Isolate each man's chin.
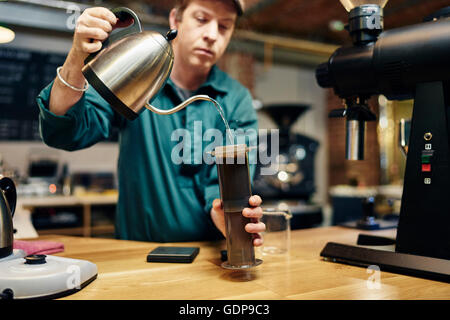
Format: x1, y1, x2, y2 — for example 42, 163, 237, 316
190, 60, 214, 73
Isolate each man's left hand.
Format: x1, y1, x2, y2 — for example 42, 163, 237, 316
210, 195, 266, 246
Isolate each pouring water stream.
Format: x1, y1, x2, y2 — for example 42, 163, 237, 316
145, 94, 235, 144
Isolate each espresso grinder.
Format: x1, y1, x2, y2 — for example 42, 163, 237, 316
317, 0, 450, 281
0, 176, 97, 299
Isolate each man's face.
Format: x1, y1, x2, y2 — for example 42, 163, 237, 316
170, 0, 237, 74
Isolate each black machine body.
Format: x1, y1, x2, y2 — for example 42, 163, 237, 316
316, 3, 450, 281
317, 18, 450, 100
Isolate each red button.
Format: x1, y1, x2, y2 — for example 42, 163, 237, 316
422, 164, 431, 172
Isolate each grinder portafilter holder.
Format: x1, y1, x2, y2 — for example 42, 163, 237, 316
212, 144, 262, 269
328, 97, 377, 160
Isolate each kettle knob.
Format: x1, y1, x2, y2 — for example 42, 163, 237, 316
165, 29, 178, 41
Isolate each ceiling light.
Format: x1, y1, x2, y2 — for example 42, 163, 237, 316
329, 20, 345, 32
277, 171, 289, 182
0, 25, 15, 44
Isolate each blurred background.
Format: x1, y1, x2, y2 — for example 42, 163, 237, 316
0, 0, 446, 238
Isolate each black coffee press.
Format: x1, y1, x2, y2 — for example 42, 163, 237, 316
213, 145, 262, 269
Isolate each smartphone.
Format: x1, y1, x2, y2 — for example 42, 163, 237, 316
146, 246, 200, 263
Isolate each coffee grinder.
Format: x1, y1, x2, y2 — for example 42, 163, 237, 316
316, 0, 450, 281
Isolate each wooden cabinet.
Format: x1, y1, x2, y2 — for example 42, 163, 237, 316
17, 193, 118, 237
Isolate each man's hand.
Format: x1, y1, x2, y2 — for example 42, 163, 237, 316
49, 7, 133, 115
72, 7, 136, 61
50, 7, 117, 115
210, 195, 266, 246
71, 7, 138, 60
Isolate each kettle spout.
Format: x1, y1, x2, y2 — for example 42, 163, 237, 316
144, 94, 214, 115
145, 94, 235, 145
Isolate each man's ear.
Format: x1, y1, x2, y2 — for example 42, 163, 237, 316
169, 8, 179, 30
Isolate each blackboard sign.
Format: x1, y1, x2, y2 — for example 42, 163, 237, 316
0, 47, 118, 141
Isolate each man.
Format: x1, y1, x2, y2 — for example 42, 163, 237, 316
37, 0, 265, 245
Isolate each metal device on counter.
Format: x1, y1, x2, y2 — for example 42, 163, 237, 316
82, 7, 217, 120
317, 0, 450, 282
0, 176, 97, 299
0, 176, 15, 259
252, 104, 323, 229
18, 158, 59, 197
330, 183, 399, 230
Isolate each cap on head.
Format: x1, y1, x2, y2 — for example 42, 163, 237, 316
233, 0, 245, 16
174, 0, 245, 20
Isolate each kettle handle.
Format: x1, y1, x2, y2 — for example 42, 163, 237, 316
84, 7, 142, 65
0, 176, 16, 217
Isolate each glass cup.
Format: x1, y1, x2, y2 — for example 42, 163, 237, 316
213, 144, 263, 269
260, 208, 292, 255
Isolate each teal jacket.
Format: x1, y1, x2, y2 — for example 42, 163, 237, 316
37, 65, 258, 242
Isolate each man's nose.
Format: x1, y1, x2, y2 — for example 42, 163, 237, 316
203, 21, 218, 43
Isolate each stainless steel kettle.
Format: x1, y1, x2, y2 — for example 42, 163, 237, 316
0, 176, 16, 259
82, 7, 213, 121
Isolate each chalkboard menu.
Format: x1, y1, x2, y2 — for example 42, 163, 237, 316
0, 47, 118, 141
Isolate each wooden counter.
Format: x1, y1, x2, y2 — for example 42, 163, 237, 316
37, 226, 450, 300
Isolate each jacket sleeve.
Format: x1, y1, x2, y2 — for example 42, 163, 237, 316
203, 87, 258, 215
36, 81, 123, 151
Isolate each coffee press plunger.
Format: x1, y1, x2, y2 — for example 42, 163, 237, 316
82, 7, 214, 120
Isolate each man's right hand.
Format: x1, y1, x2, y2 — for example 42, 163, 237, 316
71, 7, 118, 63
49, 7, 118, 115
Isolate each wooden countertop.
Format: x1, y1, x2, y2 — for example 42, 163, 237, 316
37, 226, 450, 300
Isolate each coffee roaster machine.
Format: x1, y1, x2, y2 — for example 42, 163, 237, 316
252, 104, 323, 229
317, 1, 450, 281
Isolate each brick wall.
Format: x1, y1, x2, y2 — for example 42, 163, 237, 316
327, 89, 381, 187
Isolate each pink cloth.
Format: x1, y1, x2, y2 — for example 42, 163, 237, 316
13, 240, 64, 255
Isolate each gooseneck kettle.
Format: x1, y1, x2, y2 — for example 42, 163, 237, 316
82, 7, 213, 120
0, 176, 16, 259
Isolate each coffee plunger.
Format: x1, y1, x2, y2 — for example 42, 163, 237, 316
82, 7, 214, 120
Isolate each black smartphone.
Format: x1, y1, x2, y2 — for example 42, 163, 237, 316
146, 246, 200, 263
